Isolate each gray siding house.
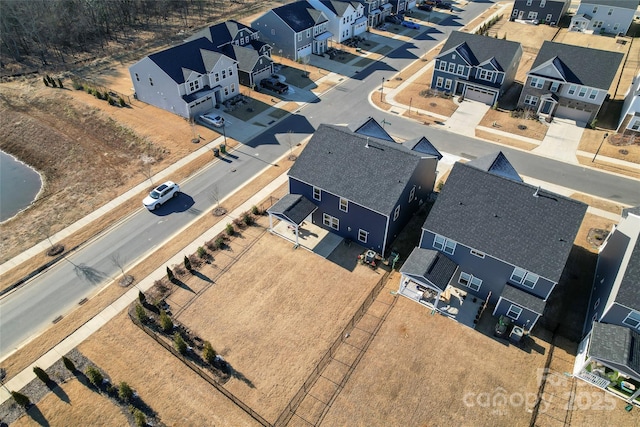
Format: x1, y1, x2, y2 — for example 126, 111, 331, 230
337, 0, 392, 27
431, 32, 522, 105
308, 0, 367, 43
276, 118, 440, 256
618, 73, 640, 135
186, 20, 274, 88
569, 0, 638, 36
399, 152, 587, 331
510, 0, 570, 25
251, 1, 331, 61
517, 41, 623, 124
129, 37, 239, 119
574, 208, 640, 405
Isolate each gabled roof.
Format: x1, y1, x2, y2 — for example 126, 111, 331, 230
186, 20, 256, 48
466, 151, 522, 182
400, 247, 459, 292
353, 117, 395, 142
501, 284, 546, 315
403, 137, 442, 159
272, 0, 328, 32
221, 44, 270, 73
321, 0, 353, 16
148, 37, 221, 84
580, 0, 638, 10
422, 161, 587, 282
267, 194, 318, 224
289, 123, 429, 215
529, 41, 623, 90
590, 322, 640, 380
438, 32, 521, 73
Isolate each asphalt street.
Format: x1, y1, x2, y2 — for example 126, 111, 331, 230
1, 0, 638, 358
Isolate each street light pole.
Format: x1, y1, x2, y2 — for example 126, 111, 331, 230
592, 132, 609, 162
380, 77, 385, 103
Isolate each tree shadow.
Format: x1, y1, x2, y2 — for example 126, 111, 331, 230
25, 404, 49, 426
47, 381, 70, 404
171, 278, 194, 293
72, 263, 107, 285
191, 270, 213, 283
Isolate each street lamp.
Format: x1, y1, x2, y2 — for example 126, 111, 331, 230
592, 132, 609, 162
380, 77, 386, 103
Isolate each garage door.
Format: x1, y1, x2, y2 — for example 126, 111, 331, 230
464, 86, 496, 105
554, 106, 591, 124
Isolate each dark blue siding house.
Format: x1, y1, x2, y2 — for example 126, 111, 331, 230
573, 208, 640, 405
399, 152, 587, 332
274, 118, 440, 256
431, 31, 522, 105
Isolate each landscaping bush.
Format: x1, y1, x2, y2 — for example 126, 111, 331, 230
107, 96, 116, 106
166, 266, 175, 282
197, 246, 207, 258
225, 223, 235, 236
251, 205, 260, 215
118, 382, 134, 403
119, 97, 127, 107
33, 366, 50, 383
85, 365, 104, 387
131, 407, 146, 427
135, 303, 147, 323
72, 80, 83, 90
11, 391, 30, 408
173, 264, 187, 277
203, 341, 217, 365
233, 217, 246, 229
215, 237, 225, 249
243, 213, 254, 226
138, 291, 146, 305
174, 332, 187, 355
188, 253, 203, 269
62, 356, 76, 372
159, 310, 173, 333
184, 255, 192, 271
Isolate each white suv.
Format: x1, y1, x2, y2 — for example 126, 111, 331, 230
143, 181, 180, 210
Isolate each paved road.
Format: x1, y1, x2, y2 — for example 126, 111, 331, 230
1, 1, 638, 358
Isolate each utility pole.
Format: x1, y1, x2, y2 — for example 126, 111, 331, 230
592, 132, 609, 162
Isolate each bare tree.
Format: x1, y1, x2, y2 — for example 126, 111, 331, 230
286, 130, 297, 161
209, 184, 226, 216
140, 154, 155, 185
110, 252, 134, 287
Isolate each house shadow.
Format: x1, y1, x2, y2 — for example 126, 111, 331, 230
25, 404, 49, 426
326, 240, 370, 272
243, 113, 316, 148
475, 307, 547, 355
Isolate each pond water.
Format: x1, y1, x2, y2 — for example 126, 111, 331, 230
0, 150, 43, 222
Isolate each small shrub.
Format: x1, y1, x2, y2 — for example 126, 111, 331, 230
86, 86, 92, 94
205, 239, 217, 251
85, 365, 103, 387
72, 80, 83, 90
106, 383, 118, 396
166, 266, 175, 282
135, 303, 147, 323
203, 341, 217, 365
11, 391, 30, 408
492, 102, 498, 110
184, 255, 192, 271
225, 223, 235, 236
436, 181, 444, 192
33, 366, 50, 383
243, 213, 254, 226
197, 246, 207, 258
62, 356, 76, 372
590, 119, 598, 130
188, 253, 203, 269
173, 264, 187, 276
174, 332, 187, 355
251, 205, 260, 215
233, 217, 245, 229
119, 97, 126, 107
95, 91, 102, 99
131, 407, 146, 427
107, 96, 116, 106
215, 237, 225, 249
118, 382, 134, 402
159, 310, 173, 333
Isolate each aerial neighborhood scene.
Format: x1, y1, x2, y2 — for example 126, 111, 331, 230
2, 0, 640, 425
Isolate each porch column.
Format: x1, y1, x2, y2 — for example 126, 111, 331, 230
295, 225, 299, 246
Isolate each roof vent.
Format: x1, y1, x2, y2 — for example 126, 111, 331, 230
365, 137, 370, 148
533, 186, 540, 197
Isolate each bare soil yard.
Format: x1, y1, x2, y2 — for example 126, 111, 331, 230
479, 108, 549, 141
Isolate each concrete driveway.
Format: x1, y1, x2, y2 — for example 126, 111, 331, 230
532, 118, 586, 164
444, 99, 490, 137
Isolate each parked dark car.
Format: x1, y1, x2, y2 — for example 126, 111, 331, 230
434, 2, 452, 10
385, 15, 402, 25
260, 77, 289, 94
418, 4, 433, 11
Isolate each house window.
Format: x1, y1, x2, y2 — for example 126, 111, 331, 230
478, 69, 494, 81
409, 186, 416, 202
444, 79, 452, 90
540, 0, 546, 7
630, 119, 640, 131
568, 85, 577, 95
530, 77, 543, 89
546, 14, 553, 22
523, 272, 539, 288
459, 272, 482, 291
511, 267, 526, 284
588, 89, 597, 100
224, 87, 229, 96
298, 33, 302, 41
608, 8, 613, 16
578, 87, 587, 98
526, 0, 532, 5
438, 60, 447, 71
512, 9, 518, 17
215, 73, 220, 82
506, 304, 523, 320
358, 229, 368, 243
245, 36, 249, 44
188, 80, 200, 92
393, 205, 400, 221
613, 23, 620, 32
593, 21, 603, 29
448, 63, 455, 73
436, 77, 444, 88
457, 65, 465, 75
594, 298, 600, 310
135, 73, 139, 82
339, 197, 348, 212
229, 67, 233, 76
231, 83, 235, 93
550, 81, 560, 92
622, 311, 640, 330
592, 6, 598, 14
323, 213, 339, 230
433, 234, 456, 255
306, 29, 311, 37
149, 77, 153, 86
528, 12, 538, 20
470, 249, 485, 258
524, 95, 538, 106
313, 187, 321, 201
222, 69, 227, 79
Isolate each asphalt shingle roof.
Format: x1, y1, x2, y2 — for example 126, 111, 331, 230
581, 0, 638, 10
590, 322, 640, 380
400, 247, 459, 292
187, 20, 253, 47
422, 161, 587, 282
267, 194, 317, 224
148, 38, 221, 84
439, 32, 521, 73
289, 123, 426, 216
616, 238, 640, 310
321, 0, 351, 16
466, 151, 522, 182
403, 137, 442, 159
272, 0, 327, 32
530, 41, 623, 90
501, 284, 546, 314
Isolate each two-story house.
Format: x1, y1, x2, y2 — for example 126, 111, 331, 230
338, 0, 392, 28
574, 208, 640, 405
569, 0, 638, 36
431, 32, 523, 105
510, 0, 570, 25
308, 0, 367, 43
186, 20, 274, 88
517, 41, 623, 124
129, 37, 239, 119
251, 1, 331, 61
618, 73, 640, 135
389, 0, 407, 14
272, 118, 440, 256
400, 152, 587, 331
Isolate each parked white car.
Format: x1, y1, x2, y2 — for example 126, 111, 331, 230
200, 114, 225, 128
143, 181, 180, 210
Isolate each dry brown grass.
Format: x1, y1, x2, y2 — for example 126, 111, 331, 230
394, 69, 459, 118
579, 128, 640, 163
479, 109, 548, 141
575, 213, 616, 253
569, 193, 626, 215
475, 129, 539, 151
